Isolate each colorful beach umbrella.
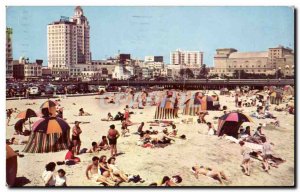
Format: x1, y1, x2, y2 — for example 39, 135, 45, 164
219, 112, 253, 123
23, 117, 71, 153
32, 117, 70, 134
40, 100, 57, 109
217, 112, 253, 138
15, 108, 37, 119
40, 100, 58, 117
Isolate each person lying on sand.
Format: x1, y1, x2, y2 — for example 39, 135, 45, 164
6, 137, 28, 145
168, 124, 178, 137
152, 175, 182, 186
107, 157, 129, 183
114, 112, 124, 121
98, 136, 110, 151
107, 113, 114, 121
152, 128, 175, 144
79, 108, 91, 116
25, 102, 36, 105
86, 156, 116, 186
191, 165, 229, 184
87, 142, 100, 153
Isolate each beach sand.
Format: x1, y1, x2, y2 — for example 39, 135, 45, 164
6, 91, 294, 186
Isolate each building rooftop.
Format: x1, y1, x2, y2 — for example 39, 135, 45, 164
228, 51, 268, 59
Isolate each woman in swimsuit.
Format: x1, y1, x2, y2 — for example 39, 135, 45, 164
192, 165, 229, 184
107, 157, 129, 182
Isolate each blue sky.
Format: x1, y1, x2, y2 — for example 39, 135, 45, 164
6, 6, 294, 66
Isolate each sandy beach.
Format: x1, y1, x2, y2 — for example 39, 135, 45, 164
6, 90, 294, 186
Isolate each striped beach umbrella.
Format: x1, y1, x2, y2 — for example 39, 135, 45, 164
15, 108, 37, 119
40, 100, 58, 117
22, 117, 71, 153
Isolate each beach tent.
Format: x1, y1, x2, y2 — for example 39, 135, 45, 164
40, 100, 58, 117
217, 112, 253, 138
220, 88, 229, 95
15, 108, 38, 130
200, 95, 220, 111
182, 92, 202, 116
6, 145, 18, 187
154, 91, 178, 119
270, 91, 283, 105
23, 117, 71, 153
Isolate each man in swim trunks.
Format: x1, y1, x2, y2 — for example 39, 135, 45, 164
72, 121, 82, 155
107, 124, 120, 157
192, 165, 229, 184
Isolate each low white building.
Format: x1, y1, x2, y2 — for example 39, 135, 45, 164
112, 64, 133, 80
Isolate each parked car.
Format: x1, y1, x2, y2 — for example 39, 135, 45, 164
14, 86, 26, 97
44, 86, 54, 95
78, 83, 89, 93
29, 86, 41, 96
106, 86, 118, 92
66, 85, 78, 94
56, 85, 66, 95
88, 85, 98, 93
98, 86, 106, 93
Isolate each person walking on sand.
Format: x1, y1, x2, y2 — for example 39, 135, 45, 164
262, 137, 272, 172
107, 124, 120, 157
72, 121, 82, 155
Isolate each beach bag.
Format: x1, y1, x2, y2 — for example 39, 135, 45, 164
65, 160, 75, 166
79, 148, 88, 154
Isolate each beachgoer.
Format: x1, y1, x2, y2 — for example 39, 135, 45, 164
42, 162, 56, 187
168, 124, 178, 137
87, 142, 100, 153
6, 109, 13, 126
14, 118, 28, 135
65, 146, 80, 164
160, 175, 182, 186
107, 113, 114, 121
192, 165, 229, 184
137, 122, 144, 133
107, 157, 129, 182
72, 121, 82, 155
107, 125, 120, 157
55, 169, 67, 186
239, 141, 251, 176
98, 136, 110, 151
262, 137, 272, 172
86, 156, 115, 186
207, 122, 216, 136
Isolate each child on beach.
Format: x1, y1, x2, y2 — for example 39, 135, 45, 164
55, 169, 67, 186
42, 162, 56, 187
239, 141, 251, 176
87, 142, 100, 153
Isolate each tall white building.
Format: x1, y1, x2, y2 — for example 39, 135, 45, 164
47, 6, 91, 72
170, 49, 203, 67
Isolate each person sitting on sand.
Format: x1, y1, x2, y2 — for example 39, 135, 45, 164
107, 157, 129, 183
87, 142, 100, 153
253, 126, 265, 142
99, 155, 119, 183
160, 175, 182, 186
79, 108, 91, 116
55, 169, 67, 187
239, 141, 251, 176
114, 112, 124, 121
207, 122, 216, 136
42, 162, 56, 187
107, 113, 114, 121
65, 146, 80, 165
86, 156, 116, 186
98, 136, 110, 151
153, 128, 175, 144
191, 165, 229, 184
168, 124, 178, 137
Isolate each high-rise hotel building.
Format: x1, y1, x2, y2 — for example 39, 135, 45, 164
170, 49, 203, 68
47, 6, 91, 70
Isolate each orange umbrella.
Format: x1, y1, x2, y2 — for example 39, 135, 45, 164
15, 108, 37, 119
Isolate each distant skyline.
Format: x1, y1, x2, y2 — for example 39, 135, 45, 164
6, 6, 294, 66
